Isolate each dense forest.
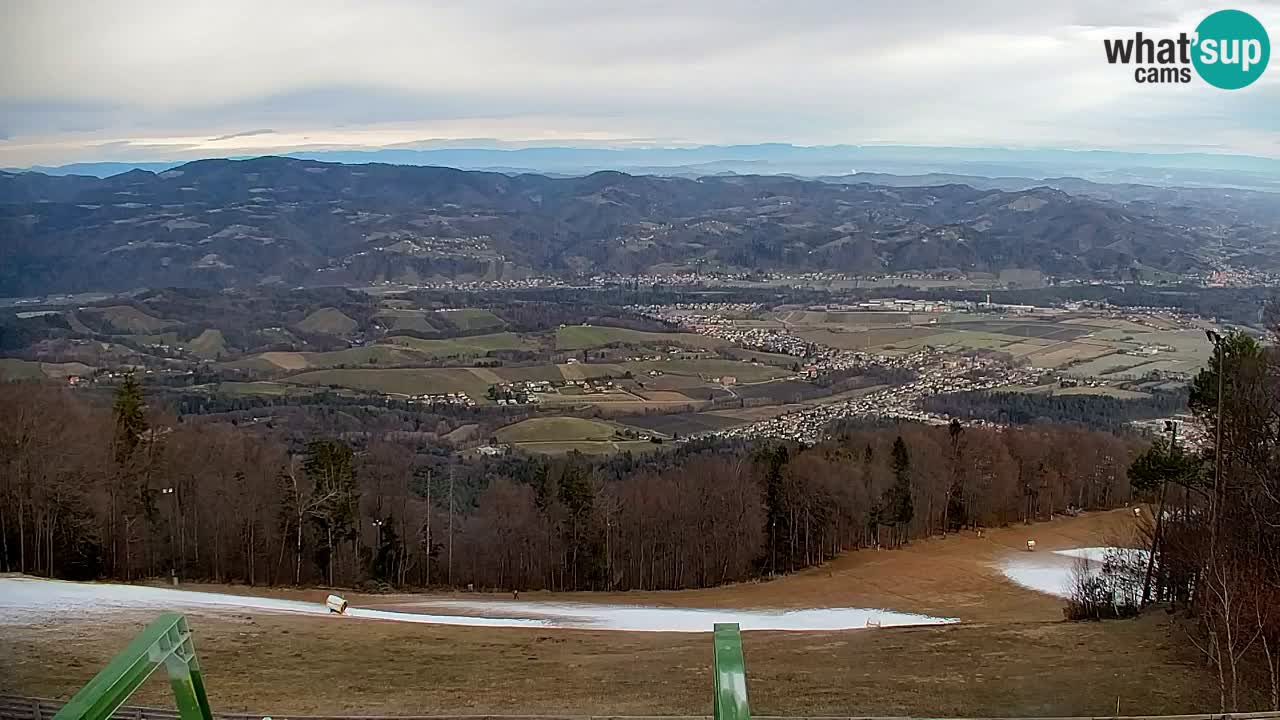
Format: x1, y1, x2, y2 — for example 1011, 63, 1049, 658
922, 388, 1188, 431
0, 378, 1140, 591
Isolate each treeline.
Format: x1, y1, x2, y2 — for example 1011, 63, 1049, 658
1, 376, 1141, 592
922, 388, 1188, 431
1124, 331, 1280, 710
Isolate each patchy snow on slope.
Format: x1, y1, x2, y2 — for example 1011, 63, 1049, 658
999, 546, 1150, 598
0, 577, 958, 632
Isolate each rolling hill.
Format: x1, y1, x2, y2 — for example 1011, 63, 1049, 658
1, 156, 1267, 296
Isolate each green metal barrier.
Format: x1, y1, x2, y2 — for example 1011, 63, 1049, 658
52, 613, 213, 720
713, 623, 750, 720
54, 612, 747, 720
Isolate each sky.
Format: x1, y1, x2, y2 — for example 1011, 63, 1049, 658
1, 0, 1278, 167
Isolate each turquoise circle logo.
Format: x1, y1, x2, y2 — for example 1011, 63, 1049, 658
1192, 9, 1270, 89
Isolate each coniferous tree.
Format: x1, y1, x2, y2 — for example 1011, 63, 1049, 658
112, 373, 147, 465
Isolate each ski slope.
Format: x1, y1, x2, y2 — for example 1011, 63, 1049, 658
0, 576, 958, 632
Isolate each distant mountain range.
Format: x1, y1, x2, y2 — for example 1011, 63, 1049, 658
1, 156, 1277, 296
10, 143, 1280, 192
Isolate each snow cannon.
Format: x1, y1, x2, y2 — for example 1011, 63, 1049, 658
1026, 540, 1036, 552
325, 594, 348, 614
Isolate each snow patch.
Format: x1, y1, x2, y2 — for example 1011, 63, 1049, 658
0, 577, 957, 633
999, 546, 1150, 598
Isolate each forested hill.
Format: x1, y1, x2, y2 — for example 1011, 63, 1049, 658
0, 156, 1244, 295
2, 380, 1140, 590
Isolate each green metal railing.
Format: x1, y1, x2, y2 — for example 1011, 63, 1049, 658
51, 613, 749, 720
51, 613, 212, 720
713, 623, 750, 720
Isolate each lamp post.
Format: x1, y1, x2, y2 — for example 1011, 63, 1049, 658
1141, 421, 1175, 605
1204, 330, 1225, 542
161, 487, 177, 584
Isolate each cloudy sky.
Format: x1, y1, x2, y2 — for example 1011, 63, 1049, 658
1, 0, 1278, 166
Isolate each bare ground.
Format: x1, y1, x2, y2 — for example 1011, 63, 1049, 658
0, 509, 1215, 716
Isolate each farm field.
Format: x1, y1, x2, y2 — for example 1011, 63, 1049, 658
80, 305, 177, 333
778, 311, 1212, 377
372, 309, 436, 333
731, 379, 820, 401
284, 367, 493, 399
721, 347, 799, 366
294, 307, 358, 335
504, 439, 663, 455
555, 325, 727, 351
199, 381, 320, 397
186, 329, 229, 359
382, 332, 541, 357
623, 411, 745, 436
0, 358, 95, 379
436, 308, 505, 331
494, 416, 623, 443
558, 362, 628, 380
493, 416, 665, 455
795, 326, 938, 349
621, 358, 790, 383
224, 345, 431, 372
0, 510, 1216, 717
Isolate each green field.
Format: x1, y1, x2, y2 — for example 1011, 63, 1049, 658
383, 332, 537, 357
285, 368, 493, 398
224, 345, 431, 372
490, 365, 567, 383
437, 308, 505, 331
295, 307, 358, 335
0, 359, 93, 380
556, 325, 727, 351
722, 348, 801, 367
560, 362, 629, 380
186, 329, 228, 359
510, 440, 663, 456
495, 416, 621, 443
622, 358, 790, 383
0, 358, 47, 379
795, 327, 938, 350
373, 309, 436, 333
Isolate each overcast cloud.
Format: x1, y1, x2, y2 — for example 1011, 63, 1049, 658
1, 0, 1278, 166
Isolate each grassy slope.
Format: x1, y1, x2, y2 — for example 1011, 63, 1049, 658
0, 358, 46, 379
285, 367, 492, 398
495, 416, 619, 443
555, 325, 726, 351
186, 329, 228, 359
436, 308, 505, 331
0, 511, 1216, 716
83, 305, 176, 333
382, 332, 536, 357
295, 307, 358, 335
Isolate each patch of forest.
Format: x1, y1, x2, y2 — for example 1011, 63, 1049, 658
2, 378, 1140, 591
922, 388, 1188, 431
